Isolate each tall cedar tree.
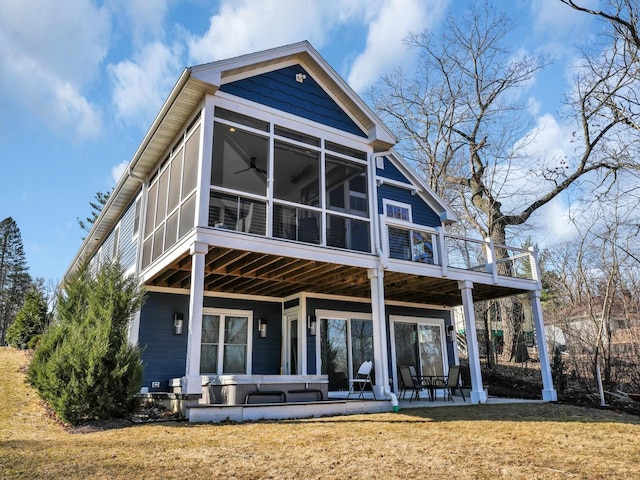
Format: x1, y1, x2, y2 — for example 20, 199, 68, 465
0, 217, 31, 345
28, 261, 145, 425
6, 279, 50, 349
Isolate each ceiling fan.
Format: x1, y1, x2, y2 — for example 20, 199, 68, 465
234, 157, 267, 175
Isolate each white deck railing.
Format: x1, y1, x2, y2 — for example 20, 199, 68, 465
380, 216, 539, 282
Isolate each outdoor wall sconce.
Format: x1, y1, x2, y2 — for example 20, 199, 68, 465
174, 313, 184, 335
447, 324, 455, 341
308, 315, 317, 336
258, 318, 267, 338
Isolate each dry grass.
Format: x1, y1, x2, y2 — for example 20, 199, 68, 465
1, 347, 639, 479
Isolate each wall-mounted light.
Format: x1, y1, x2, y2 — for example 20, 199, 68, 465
447, 324, 455, 341
296, 73, 307, 83
174, 313, 184, 335
308, 315, 317, 336
258, 318, 267, 338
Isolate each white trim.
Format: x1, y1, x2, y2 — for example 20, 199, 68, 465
314, 309, 373, 382
201, 308, 254, 376
382, 199, 413, 223
389, 315, 449, 394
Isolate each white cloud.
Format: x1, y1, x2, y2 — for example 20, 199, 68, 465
111, 160, 128, 186
109, 42, 183, 129
347, 0, 449, 92
532, 0, 598, 38
0, 0, 110, 137
534, 195, 579, 247
109, 0, 173, 47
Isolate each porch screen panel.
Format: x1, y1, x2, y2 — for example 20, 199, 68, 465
179, 193, 196, 238
418, 324, 445, 377
167, 147, 182, 213
182, 125, 200, 200
144, 183, 157, 239
223, 316, 248, 373
200, 314, 220, 374
388, 227, 411, 260
211, 123, 268, 196
273, 140, 320, 206
320, 319, 348, 391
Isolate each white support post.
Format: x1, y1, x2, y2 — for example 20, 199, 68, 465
196, 95, 215, 228
529, 290, 558, 401
184, 241, 208, 395
458, 280, 487, 404
369, 267, 389, 399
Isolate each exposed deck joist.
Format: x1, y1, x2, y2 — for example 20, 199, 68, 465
145, 246, 532, 305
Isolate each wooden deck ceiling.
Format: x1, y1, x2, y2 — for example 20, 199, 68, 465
146, 247, 529, 306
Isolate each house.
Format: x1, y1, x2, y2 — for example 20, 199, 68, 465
65, 41, 557, 422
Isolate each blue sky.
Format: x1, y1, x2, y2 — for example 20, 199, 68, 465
0, 0, 599, 284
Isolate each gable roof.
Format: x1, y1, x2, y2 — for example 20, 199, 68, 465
62, 42, 399, 281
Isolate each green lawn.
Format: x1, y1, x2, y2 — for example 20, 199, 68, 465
1, 347, 639, 479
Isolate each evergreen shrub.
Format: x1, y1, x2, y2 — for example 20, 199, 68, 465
28, 261, 145, 425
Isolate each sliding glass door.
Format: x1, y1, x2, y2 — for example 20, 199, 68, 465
391, 317, 447, 387
318, 312, 374, 391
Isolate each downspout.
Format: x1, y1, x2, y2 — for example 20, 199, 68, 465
370, 151, 394, 404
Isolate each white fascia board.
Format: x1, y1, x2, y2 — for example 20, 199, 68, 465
194, 228, 379, 270
64, 68, 195, 284
385, 257, 539, 291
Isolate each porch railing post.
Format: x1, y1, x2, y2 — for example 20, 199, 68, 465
484, 237, 498, 284
436, 226, 448, 277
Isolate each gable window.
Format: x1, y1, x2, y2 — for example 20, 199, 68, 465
384, 200, 412, 222
200, 310, 252, 375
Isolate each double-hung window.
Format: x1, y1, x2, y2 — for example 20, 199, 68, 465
200, 310, 252, 375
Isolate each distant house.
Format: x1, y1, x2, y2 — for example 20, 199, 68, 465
65, 41, 556, 422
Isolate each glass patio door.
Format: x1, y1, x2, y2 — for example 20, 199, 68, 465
285, 314, 299, 375
319, 314, 374, 391
392, 318, 447, 382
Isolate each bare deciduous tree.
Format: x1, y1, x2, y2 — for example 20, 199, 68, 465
368, 2, 635, 362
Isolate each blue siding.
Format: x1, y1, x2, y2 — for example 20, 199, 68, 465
139, 294, 283, 391
203, 297, 282, 375
378, 184, 441, 227
139, 292, 190, 392
376, 157, 410, 183
220, 65, 366, 137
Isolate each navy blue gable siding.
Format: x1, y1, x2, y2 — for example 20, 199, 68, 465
378, 184, 441, 228
376, 157, 411, 183
138, 292, 190, 392
220, 65, 366, 137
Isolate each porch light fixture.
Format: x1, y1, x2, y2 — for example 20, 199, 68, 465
258, 318, 267, 338
308, 315, 317, 336
447, 324, 455, 341
174, 313, 184, 335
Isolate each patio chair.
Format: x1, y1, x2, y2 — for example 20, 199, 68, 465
347, 361, 374, 399
398, 366, 424, 402
347, 360, 376, 400
434, 364, 465, 402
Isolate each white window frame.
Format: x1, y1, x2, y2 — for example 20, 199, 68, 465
389, 315, 448, 393
210, 96, 373, 254
383, 199, 413, 223
201, 308, 253, 375
314, 309, 373, 384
